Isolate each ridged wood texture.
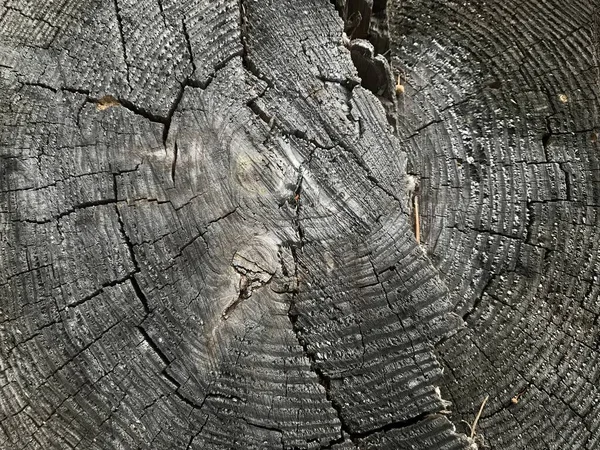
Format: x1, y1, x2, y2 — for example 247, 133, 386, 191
0, 0, 598, 449
385, 0, 600, 448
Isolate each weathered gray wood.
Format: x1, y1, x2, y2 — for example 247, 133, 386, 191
0, 0, 598, 449
383, 0, 600, 448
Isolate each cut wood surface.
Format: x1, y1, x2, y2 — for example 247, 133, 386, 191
0, 0, 598, 449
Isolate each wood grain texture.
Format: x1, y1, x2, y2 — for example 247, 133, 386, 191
383, 0, 600, 448
1, 0, 597, 449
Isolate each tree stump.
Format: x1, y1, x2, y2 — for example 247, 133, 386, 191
0, 0, 598, 449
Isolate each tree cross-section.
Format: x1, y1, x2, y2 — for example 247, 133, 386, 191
0, 0, 598, 449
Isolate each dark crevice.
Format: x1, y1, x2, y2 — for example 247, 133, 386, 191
20, 82, 91, 101
136, 299, 207, 411
331, 0, 392, 60
156, 0, 167, 28
172, 233, 205, 260
74, 277, 124, 311
349, 41, 395, 102
462, 272, 498, 322
329, 0, 344, 20
117, 82, 184, 154
137, 326, 205, 410
206, 207, 239, 227
330, 0, 371, 41
559, 163, 573, 201
239, 0, 274, 88
540, 85, 558, 163
315, 74, 360, 88
222, 271, 273, 320
4, 5, 57, 29
63, 86, 92, 96
284, 199, 346, 445
130, 276, 150, 315
289, 146, 317, 246
171, 141, 178, 183
172, 208, 237, 260
213, 49, 245, 74
65, 273, 132, 307
13, 198, 118, 225
0, 264, 52, 288
240, 417, 284, 436
112, 0, 131, 89
185, 417, 209, 450
111, 172, 149, 317
542, 127, 552, 161
162, 84, 185, 147
286, 258, 351, 444
525, 201, 535, 244
372, 0, 388, 14
136, 325, 171, 366
353, 411, 441, 439
20, 81, 56, 93
405, 118, 444, 140
346, 39, 397, 130
247, 95, 333, 150
117, 97, 166, 124
181, 17, 196, 76
56, 198, 117, 218
22, 69, 209, 153
239, 0, 252, 72
293, 129, 334, 151
335, 137, 406, 210
247, 97, 273, 125
160, 60, 226, 143
293, 177, 305, 246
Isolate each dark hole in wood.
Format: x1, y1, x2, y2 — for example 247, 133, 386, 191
542, 132, 552, 149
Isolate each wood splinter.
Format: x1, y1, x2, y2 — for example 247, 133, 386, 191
511, 388, 527, 404
470, 395, 489, 439
395, 74, 405, 95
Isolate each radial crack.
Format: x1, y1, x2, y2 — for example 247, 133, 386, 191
112, 0, 131, 89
